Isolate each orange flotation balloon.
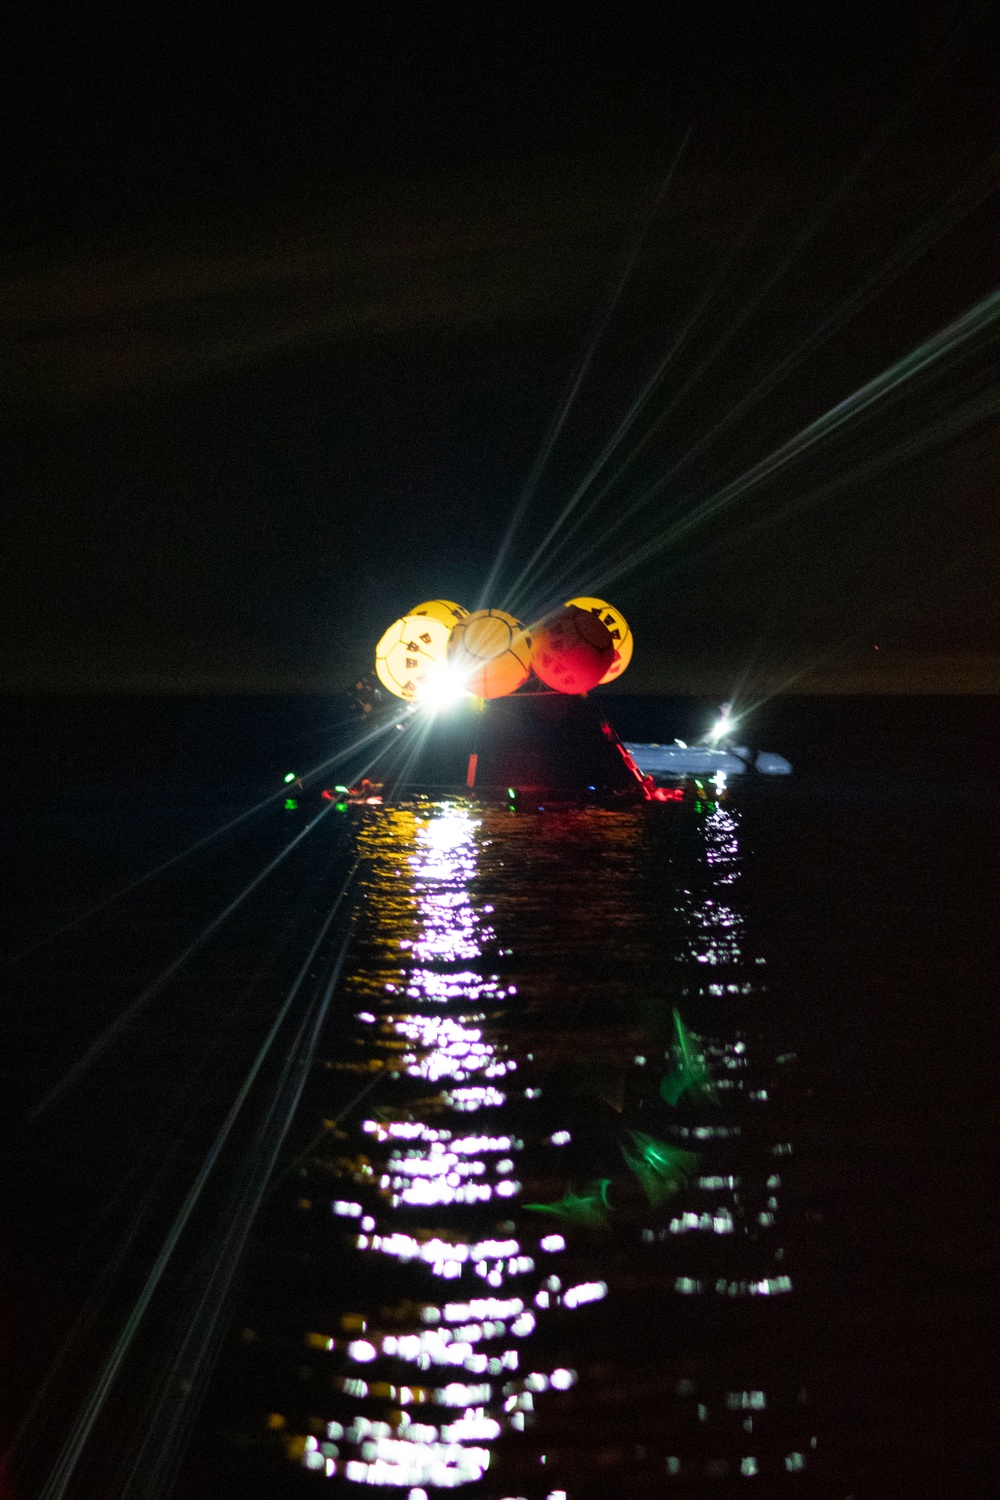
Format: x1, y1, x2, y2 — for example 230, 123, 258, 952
447, 609, 532, 698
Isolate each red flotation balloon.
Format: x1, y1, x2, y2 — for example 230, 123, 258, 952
530, 604, 615, 693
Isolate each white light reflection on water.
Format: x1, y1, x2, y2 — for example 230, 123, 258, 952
670, 796, 796, 1315
265, 798, 817, 1491
292, 805, 596, 1489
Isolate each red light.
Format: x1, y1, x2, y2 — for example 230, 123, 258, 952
652, 786, 684, 802
610, 740, 653, 798
321, 789, 333, 800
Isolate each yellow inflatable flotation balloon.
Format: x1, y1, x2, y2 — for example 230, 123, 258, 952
409, 599, 470, 630
375, 614, 451, 701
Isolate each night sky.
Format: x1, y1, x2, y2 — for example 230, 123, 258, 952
4, 3, 1000, 695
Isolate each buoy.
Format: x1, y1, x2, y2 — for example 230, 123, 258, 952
447, 608, 532, 698
374, 614, 451, 701
565, 595, 633, 684
531, 604, 615, 694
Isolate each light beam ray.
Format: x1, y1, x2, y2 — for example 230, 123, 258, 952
501, 207, 753, 612
566, 279, 1000, 603
510, 133, 1000, 617
480, 132, 691, 608
114, 917, 359, 1500
522, 148, 1000, 612
25, 800, 343, 1123
506, 120, 911, 609
34, 861, 359, 1500
679, 377, 1000, 585
3, 710, 402, 968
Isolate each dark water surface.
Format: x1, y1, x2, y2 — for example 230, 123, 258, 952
3, 696, 999, 1499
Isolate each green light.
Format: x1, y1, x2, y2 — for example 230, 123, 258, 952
507, 787, 516, 799
660, 1007, 719, 1108
621, 1131, 699, 1207
524, 1180, 611, 1229
335, 802, 348, 812
694, 801, 702, 813
335, 784, 349, 793
284, 772, 296, 784
284, 797, 298, 810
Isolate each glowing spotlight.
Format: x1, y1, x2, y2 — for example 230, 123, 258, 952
418, 663, 469, 710
707, 703, 736, 744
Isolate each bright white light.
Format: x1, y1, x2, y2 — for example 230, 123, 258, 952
341, 1439, 490, 1486
347, 1339, 378, 1362
417, 663, 469, 708
440, 1409, 501, 1442
563, 1281, 607, 1309
708, 714, 735, 743
443, 1296, 522, 1321
436, 1381, 493, 1406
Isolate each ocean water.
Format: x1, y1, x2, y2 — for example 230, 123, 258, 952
2, 695, 999, 1500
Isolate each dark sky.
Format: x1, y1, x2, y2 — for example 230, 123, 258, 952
4, 2, 1000, 695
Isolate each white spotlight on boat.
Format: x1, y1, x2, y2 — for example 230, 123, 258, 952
708, 702, 736, 744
